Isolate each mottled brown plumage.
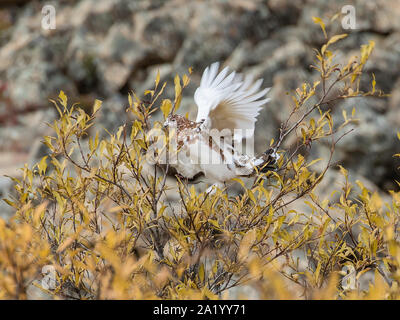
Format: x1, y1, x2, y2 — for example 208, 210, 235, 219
153, 62, 279, 190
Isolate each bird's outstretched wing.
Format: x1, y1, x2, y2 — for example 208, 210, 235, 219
194, 62, 271, 141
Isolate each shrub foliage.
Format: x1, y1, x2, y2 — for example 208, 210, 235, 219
1, 20, 399, 300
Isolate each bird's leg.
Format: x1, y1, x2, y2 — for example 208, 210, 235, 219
256, 147, 280, 173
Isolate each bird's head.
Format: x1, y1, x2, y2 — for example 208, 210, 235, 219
163, 115, 178, 129
198, 117, 210, 130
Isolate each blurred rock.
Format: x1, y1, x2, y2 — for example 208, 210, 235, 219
335, 98, 399, 190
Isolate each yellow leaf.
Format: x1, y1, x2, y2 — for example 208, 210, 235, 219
37, 156, 48, 175
199, 263, 205, 283
270, 138, 274, 146
116, 125, 124, 140
58, 90, 67, 108
128, 92, 133, 107
330, 13, 340, 22
338, 165, 348, 178
208, 219, 220, 228
232, 178, 245, 188
238, 229, 256, 261
155, 69, 160, 88
160, 99, 173, 119
212, 260, 218, 275
92, 99, 102, 115
43, 136, 53, 150
248, 190, 256, 203
57, 237, 74, 253
326, 34, 348, 47
174, 74, 182, 111
370, 192, 383, 212
306, 158, 322, 168
182, 74, 190, 87
3, 199, 17, 208
371, 73, 376, 93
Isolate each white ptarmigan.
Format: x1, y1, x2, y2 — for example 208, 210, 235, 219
155, 62, 279, 190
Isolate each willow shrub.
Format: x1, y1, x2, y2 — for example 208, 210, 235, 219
2, 19, 399, 300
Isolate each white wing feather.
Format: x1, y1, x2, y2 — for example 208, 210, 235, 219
194, 62, 271, 140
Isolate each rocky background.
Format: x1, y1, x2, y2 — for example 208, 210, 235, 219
0, 0, 399, 218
